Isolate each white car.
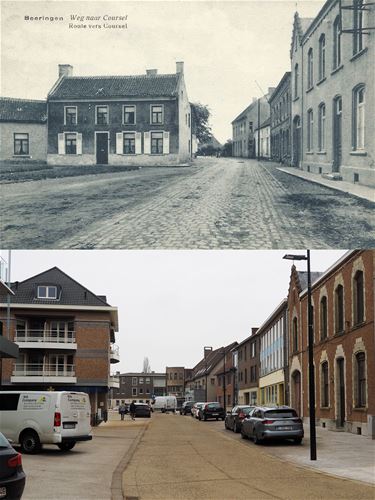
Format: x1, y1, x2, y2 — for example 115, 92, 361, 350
191, 402, 205, 418
0, 391, 92, 453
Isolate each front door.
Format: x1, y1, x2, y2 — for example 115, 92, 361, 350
333, 97, 342, 172
96, 133, 108, 165
337, 358, 345, 427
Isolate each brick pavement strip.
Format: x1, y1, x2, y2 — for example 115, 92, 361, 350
121, 413, 375, 500
2, 158, 374, 249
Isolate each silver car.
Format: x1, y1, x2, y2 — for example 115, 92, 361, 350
241, 406, 304, 444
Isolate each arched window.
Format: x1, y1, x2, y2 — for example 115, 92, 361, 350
307, 109, 314, 151
333, 16, 341, 69
353, 270, 364, 324
319, 34, 326, 80
352, 85, 365, 150
355, 352, 366, 407
292, 317, 298, 352
335, 284, 344, 333
307, 48, 314, 88
321, 361, 329, 407
353, 0, 364, 55
294, 64, 299, 98
320, 296, 328, 340
318, 103, 326, 151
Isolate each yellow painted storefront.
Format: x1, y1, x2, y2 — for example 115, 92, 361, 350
259, 369, 285, 406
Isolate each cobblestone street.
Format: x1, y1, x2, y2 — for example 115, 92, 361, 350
2, 158, 374, 249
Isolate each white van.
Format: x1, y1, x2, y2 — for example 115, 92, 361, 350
0, 391, 92, 453
151, 396, 177, 413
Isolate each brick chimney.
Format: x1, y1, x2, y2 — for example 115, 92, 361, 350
176, 61, 184, 74
146, 69, 158, 76
204, 346, 213, 358
59, 64, 73, 78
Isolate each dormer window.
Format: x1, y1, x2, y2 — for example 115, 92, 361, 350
37, 285, 58, 299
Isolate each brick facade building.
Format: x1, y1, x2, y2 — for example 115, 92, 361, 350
0, 267, 119, 422
0, 97, 47, 162
291, 2, 375, 187
47, 62, 192, 166
110, 372, 166, 406
235, 328, 260, 406
269, 72, 291, 163
287, 250, 374, 437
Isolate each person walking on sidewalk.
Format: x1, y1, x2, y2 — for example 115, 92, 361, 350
129, 401, 136, 420
119, 403, 127, 421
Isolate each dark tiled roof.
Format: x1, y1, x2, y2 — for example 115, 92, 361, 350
0, 267, 111, 307
191, 342, 238, 379
297, 271, 324, 292
0, 97, 47, 123
49, 74, 180, 100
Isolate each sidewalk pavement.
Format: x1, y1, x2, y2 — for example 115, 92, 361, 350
257, 423, 375, 485
121, 413, 375, 500
276, 165, 375, 203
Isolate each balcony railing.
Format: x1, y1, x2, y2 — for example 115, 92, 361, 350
13, 363, 75, 377
15, 329, 76, 344
110, 344, 120, 363
109, 374, 120, 388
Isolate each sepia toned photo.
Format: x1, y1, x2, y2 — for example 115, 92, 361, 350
0, 0, 374, 249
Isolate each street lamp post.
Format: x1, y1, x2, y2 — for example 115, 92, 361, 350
283, 250, 317, 461
222, 347, 226, 413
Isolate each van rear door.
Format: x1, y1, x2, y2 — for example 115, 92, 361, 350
60, 393, 91, 438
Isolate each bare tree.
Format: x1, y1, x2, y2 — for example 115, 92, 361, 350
142, 357, 151, 373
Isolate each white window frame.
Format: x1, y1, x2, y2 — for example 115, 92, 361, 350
150, 130, 164, 155
122, 105, 136, 125
353, 85, 365, 150
318, 103, 326, 151
123, 131, 137, 155
37, 285, 58, 299
307, 109, 314, 151
150, 104, 164, 125
132, 388, 137, 396
64, 106, 78, 126
95, 105, 109, 125
132, 377, 137, 385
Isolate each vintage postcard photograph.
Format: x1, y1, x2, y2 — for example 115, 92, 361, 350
0, 0, 374, 249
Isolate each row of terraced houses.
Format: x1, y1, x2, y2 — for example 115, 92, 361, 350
0, 62, 197, 166
154, 250, 374, 438
232, 0, 375, 187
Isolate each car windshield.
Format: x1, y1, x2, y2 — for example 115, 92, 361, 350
207, 403, 220, 409
241, 407, 254, 415
265, 409, 298, 418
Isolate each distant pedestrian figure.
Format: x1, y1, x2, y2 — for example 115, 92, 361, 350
130, 401, 136, 420
119, 403, 126, 421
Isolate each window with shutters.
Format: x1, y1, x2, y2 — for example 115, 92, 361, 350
151, 132, 163, 154
123, 105, 136, 125
123, 132, 135, 154
14, 133, 29, 155
151, 105, 164, 124
65, 133, 77, 154
96, 105, 109, 125
64, 106, 77, 125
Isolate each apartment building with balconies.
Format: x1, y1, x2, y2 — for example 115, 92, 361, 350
0, 267, 119, 420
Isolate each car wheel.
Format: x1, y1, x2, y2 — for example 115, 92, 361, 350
234, 422, 240, 433
253, 433, 262, 445
57, 442, 76, 451
240, 428, 247, 439
204, 415, 207, 421
224, 420, 229, 429
294, 437, 303, 444
20, 430, 41, 454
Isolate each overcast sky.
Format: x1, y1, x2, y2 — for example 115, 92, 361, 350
1, 0, 325, 143
2, 249, 347, 373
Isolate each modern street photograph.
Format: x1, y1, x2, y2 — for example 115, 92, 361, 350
1, 0, 374, 249
0, 248, 374, 499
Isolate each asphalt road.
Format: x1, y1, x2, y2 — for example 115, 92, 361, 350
122, 413, 375, 500
1, 158, 374, 249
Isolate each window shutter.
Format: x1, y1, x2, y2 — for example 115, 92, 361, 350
58, 133, 65, 155
163, 131, 170, 155
135, 132, 142, 154
116, 132, 123, 154
76, 133, 82, 155
144, 132, 151, 154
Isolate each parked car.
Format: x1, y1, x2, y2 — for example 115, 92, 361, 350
0, 391, 92, 454
151, 396, 177, 413
0, 432, 26, 499
134, 403, 151, 418
198, 402, 225, 421
191, 402, 205, 418
241, 406, 304, 444
179, 401, 195, 415
225, 405, 255, 433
